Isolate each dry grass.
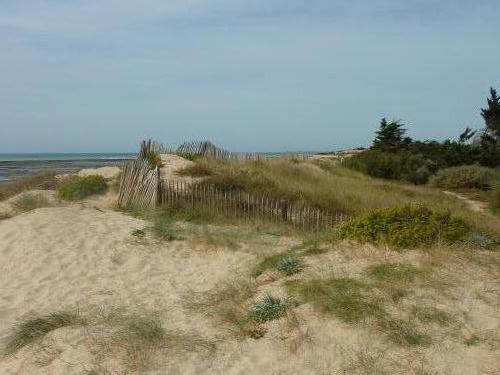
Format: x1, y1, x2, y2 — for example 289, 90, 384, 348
0, 173, 57, 201
181, 157, 500, 236
12, 192, 51, 212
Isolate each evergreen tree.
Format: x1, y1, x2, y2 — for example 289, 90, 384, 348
481, 87, 500, 140
373, 118, 408, 150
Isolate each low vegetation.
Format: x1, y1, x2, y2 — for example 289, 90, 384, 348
0, 172, 57, 201
12, 192, 51, 212
253, 251, 297, 277
276, 255, 303, 276
285, 277, 431, 346
410, 306, 451, 327
337, 204, 470, 249
57, 175, 108, 201
176, 159, 214, 177
2, 311, 86, 356
366, 263, 427, 283
429, 165, 499, 190
249, 295, 294, 323
151, 210, 180, 241
492, 185, 500, 213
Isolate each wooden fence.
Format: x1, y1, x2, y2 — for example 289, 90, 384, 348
117, 158, 159, 209
158, 179, 347, 231
117, 140, 346, 231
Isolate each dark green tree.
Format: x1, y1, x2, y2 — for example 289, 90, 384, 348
372, 118, 408, 150
481, 87, 500, 140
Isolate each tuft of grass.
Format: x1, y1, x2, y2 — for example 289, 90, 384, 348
249, 295, 294, 323
119, 315, 166, 346
0, 172, 57, 201
131, 229, 146, 238
377, 317, 432, 346
57, 175, 108, 201
253, 251, 295, 277
464, 334, 480, 346
410, 306, 451, 326
0, 212, 12, 221
337, 204, 470, 249
12, 192, 51, 212
276, 255, 303, 276
176, 159, 215, 177
188, 278, 264, 338
367, 263, 427, 283
151, 210, 180, 241
3, 311, 86, 356
285, 278, 384, 324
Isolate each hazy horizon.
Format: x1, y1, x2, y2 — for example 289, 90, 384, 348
1, 1, 499, 153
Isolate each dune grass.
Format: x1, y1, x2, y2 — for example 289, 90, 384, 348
249, 295, 294, 323
57, 175, 108, 201
366, 263, 427, 283
12, 192, 51, 212
410, 306, 451, 327
0, 172, 58, 202
176, 157, 500, 236
2, 311, 86, 356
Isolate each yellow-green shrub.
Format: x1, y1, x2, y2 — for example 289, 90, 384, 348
429, 165, 499, 190
337, 204, 469, 248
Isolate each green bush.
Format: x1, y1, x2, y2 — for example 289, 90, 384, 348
429, 165, 499, 190
57, 175, 108, 201
343, 150, 436, 184
337, 204, 469, 248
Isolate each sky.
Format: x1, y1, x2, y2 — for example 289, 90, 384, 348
1, 1, 499, 153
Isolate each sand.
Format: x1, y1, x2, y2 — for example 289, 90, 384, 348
0, 156, 498, 373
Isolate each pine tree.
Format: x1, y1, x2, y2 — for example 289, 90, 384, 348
481, 87, 500, 140
373, 118, 407, 150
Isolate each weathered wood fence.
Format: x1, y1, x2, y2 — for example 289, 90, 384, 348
158, 179, 347, 231
117, 158, 159, 209
117, 140, 345, 231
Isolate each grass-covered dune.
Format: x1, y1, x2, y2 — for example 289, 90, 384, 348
178, 157, 500, 236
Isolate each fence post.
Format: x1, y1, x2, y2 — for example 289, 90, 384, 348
280, 200, 288, 223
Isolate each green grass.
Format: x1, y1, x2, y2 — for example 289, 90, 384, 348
367, 263, 427, 283
377, 317, 432, 346
2, 311, 86, 356
285, 277, 432, 346
337, 204, 470, 249
12, 192, 51, 212
249, 295, 294, 323
410, 306, 451, 326
119, 315, 167, 346
253, 251, 296, 277
0, 172, 57, 201
57, 175, 108, 201
176, 160, 214, 177
491, 185, 500, 214
151, 210, 180, 241
177, 157, 500, 237
276, 255, 303, 275
285, 278, 384, 323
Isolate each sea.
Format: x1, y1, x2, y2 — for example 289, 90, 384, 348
0, 153, 136, 183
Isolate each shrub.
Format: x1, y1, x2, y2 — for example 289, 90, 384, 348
276, 255, 303, 275
249, 295, 293, 322
429, 165, 499, 190
343, 150, 436, 184
57, 175, 108, 200
337, 204, 469, 248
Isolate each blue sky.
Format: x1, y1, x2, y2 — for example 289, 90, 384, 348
1, 1, 499, 153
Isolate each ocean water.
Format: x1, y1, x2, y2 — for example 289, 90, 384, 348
0, 153, 135, 183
